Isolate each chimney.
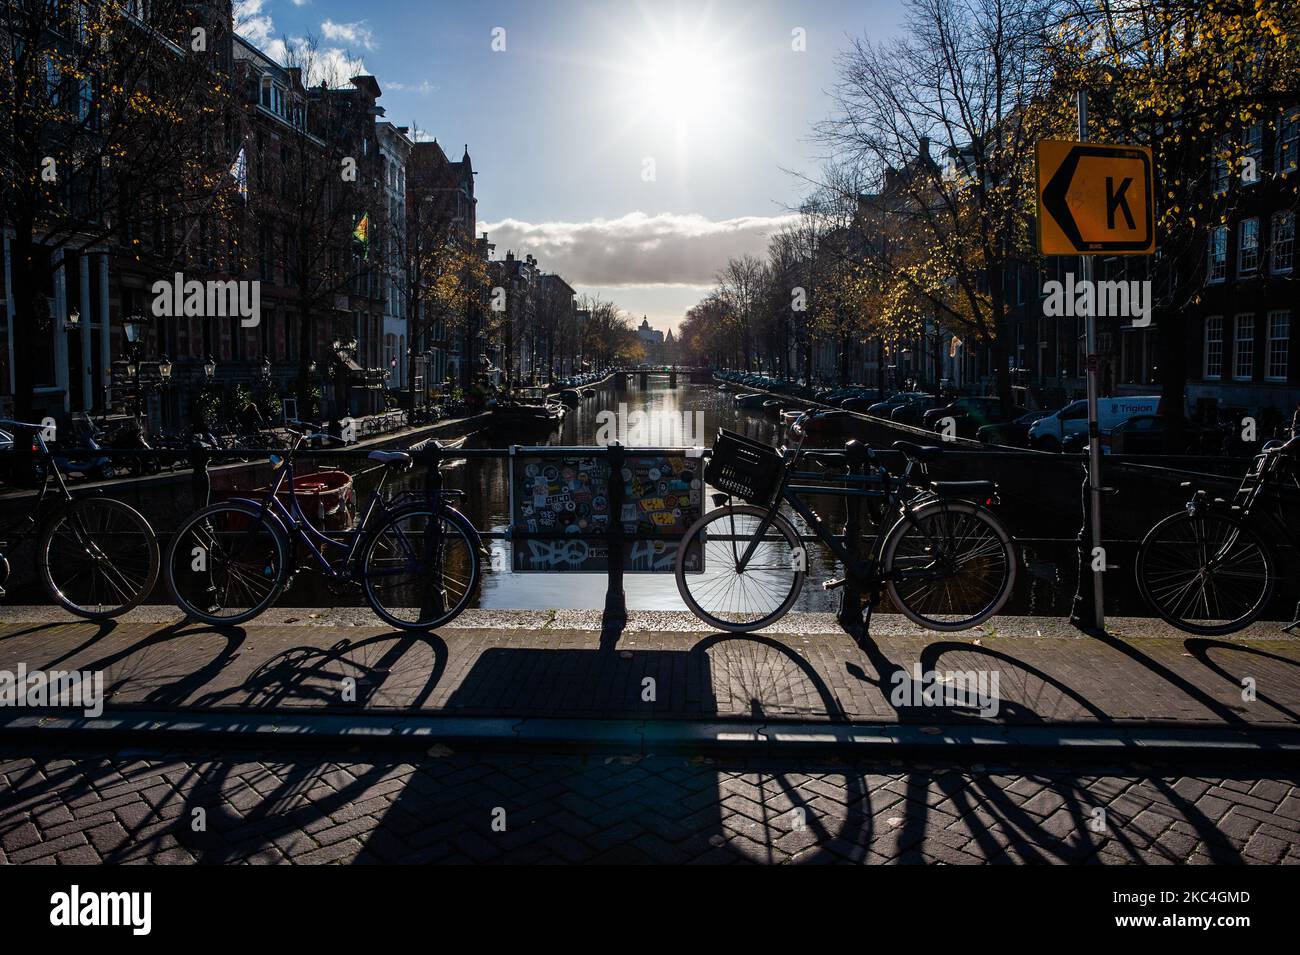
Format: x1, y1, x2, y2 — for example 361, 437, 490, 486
918, 136, 931, 161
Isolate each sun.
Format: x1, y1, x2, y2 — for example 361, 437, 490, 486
634, 36, 733, 130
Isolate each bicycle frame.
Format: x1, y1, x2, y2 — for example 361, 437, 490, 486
726, 425, 927, 581
228, 449, 406, 580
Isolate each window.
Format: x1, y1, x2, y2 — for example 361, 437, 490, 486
1207, 226, 1228, 283
1267, 311, 1290, 381
1234, 314, 1255, 380
1278, 109, 1299, 175
1204, 316, 1223, 379
1242, 124, 1262, 185
260, 76, 272, 109
1272, 211, 1294, 273
1212, 135, 1231, 194
1238, 218, 1259, 275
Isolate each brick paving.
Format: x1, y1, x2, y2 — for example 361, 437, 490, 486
0, 616, 1298, 728
3, 744, 1299, 864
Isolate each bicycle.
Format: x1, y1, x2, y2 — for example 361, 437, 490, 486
674, 415, 1017, 633
163, 426, 481, 630
0, 419, 160, 617
1135, 433, 1299, 635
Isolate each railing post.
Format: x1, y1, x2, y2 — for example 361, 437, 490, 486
189, 445, 210, 509
604, 442, 627, 622
837, 456, 865, 631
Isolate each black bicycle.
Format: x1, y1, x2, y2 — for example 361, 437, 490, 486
674, 414, 1017, 632
1135, 433, 1299, 634
0, 419, 160, 617
163, 426, 480, 629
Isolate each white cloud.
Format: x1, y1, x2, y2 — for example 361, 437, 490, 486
385, 80, 438, 95
321, 19, 376, 50
290, 0, 311, 6
479, 212, 799, 287
233, 2, 366, 83
233, 0, 273, 46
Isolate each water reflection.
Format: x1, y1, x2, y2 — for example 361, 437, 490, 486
445, 375, 842, 611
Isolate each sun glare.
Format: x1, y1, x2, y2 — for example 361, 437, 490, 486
636, 37, 732, 129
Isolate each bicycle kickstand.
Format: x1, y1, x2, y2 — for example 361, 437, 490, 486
1281, 600, 1300, 634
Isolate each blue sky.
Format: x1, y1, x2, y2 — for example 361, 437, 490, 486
234, 0, 904, 330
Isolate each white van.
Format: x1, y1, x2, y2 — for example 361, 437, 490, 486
1028, 395, 1161, 451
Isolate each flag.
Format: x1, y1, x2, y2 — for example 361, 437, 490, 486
228, 146, 248, 202
353, 212, 370, 259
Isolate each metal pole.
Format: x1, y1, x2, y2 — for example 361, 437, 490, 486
1078, 89, 1106, 630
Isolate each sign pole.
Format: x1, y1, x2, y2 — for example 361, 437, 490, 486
1078, 88, 1106, 631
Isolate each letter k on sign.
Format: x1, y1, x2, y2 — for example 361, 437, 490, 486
1036, 140, 1155, 256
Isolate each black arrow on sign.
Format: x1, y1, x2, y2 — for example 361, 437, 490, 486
1042, 145, 1153, 252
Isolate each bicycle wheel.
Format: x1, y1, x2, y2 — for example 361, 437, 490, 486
674, 504, 804, 633
1135, 511, 1274, 635
361, 507, 480, 630
882, 498, 1016, 631
38, 497, 160, 618
164, 503, 288, 625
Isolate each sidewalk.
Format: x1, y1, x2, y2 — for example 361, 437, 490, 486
1, 609, 1297, 741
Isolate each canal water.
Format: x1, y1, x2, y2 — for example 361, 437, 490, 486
448, 374, 847, 612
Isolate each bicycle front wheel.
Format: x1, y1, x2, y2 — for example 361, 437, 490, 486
1135, 511, 1274, 635
164, 503, 288, 625
674, 504, 805, 633
882, 499, 1016, 631
39, 497, 160, 618
361, 507, 480, 630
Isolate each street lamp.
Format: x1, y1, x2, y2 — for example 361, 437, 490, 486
204, 356, 216, 379
158, 357, 172, 381
261, 356, 272, 380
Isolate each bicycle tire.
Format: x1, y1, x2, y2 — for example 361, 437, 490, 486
674, 504, 805, 633
881, 498, 1016, 631
361, 506, 481, 630
38, 497, 160, 618
1135, 510, 1275, 635
164, 502, 288, 626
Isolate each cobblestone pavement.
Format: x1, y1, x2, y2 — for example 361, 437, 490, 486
3, 745, 1299, 864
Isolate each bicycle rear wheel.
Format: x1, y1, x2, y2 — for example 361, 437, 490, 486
882, 499, 1016, 631
1135, 511, 1274, 635
361, 507, 480, 630
164, 503, 288, 625
39, 497, 159, 618
674, 504, 805, 633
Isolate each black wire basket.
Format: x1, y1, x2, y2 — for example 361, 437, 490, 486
704, 429, 784, 505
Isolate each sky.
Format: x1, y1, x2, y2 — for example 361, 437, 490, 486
233, 0, 905, 332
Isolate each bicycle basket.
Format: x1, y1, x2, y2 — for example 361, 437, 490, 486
704, 429, 784, 504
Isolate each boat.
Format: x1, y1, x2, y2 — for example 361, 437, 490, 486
762, 399, 784, 418
490, 388, 565, 433
557, 388, 581, 406
580, 387, 596, 398
734, 393, 768, 409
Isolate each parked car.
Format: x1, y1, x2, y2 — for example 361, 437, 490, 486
890, 395, 946, 426
923, 397, 1025, 438
978, 410, 1053, 447
1028, 395, 1161, 452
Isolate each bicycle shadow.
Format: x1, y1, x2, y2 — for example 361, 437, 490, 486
190, 630, 448, 711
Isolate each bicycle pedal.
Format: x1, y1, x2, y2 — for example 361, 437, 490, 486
822, 577, 846, 591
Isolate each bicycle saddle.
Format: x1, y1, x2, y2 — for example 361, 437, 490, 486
368, 450, 411, 467
892, 440, 944, 462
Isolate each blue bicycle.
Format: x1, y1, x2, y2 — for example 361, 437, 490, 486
163, 427, 480, 629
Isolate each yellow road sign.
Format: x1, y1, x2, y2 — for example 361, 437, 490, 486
1036, 140, 1154, 255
